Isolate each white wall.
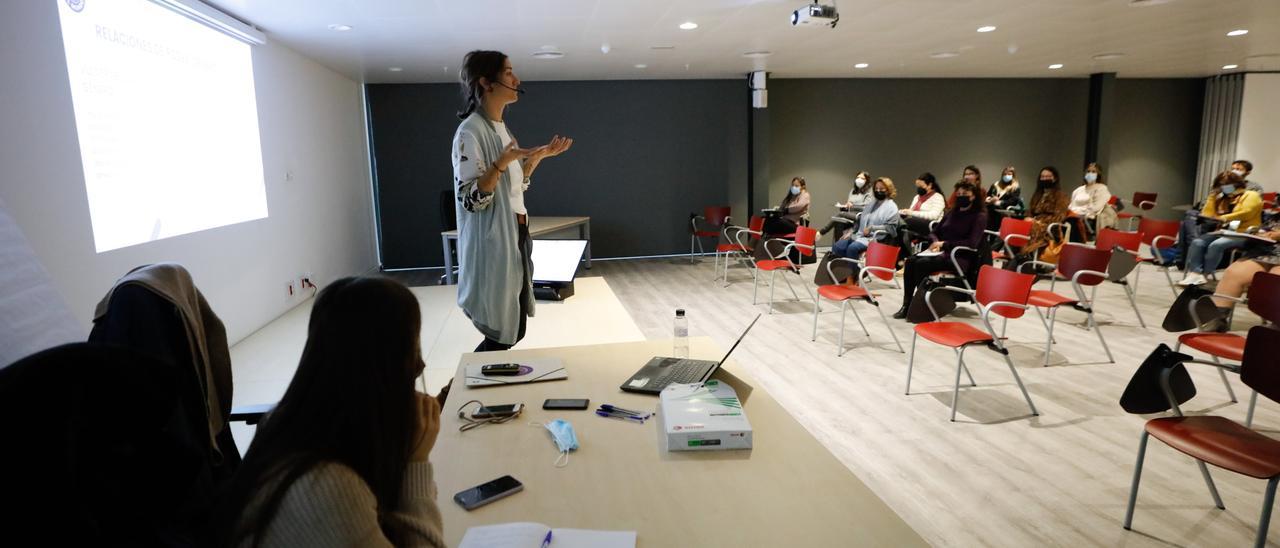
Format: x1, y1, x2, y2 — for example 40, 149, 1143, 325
1237, 73, 1280, 192
0, 1, 377, 345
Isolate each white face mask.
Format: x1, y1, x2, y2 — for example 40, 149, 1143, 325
1232, 169, 1246, 178
854, 177, 867, 188
790, 186, 801, 196
1002, 174, 1013, 183
1084, 172, 1098, 183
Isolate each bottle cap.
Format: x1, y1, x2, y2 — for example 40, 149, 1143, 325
676, 309, 685, 317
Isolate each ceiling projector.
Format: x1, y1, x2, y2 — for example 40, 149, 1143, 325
791, 2, 839, 28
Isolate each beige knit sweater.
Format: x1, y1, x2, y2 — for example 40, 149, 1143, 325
244, 460, 445, 547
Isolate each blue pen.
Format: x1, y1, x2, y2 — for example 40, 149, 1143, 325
541, 530, 552, 548
596, 410, 646, 423
600, 405, 652, 418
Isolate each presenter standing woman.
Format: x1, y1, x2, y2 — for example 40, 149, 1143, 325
451, 51, 573, 352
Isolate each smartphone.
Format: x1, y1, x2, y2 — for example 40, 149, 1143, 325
481, 363, 522, 376
454, 475, 523, 510
543, 398, 590, 410
471, 403, 524, 419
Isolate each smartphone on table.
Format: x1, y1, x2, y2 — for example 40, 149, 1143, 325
454, 475, 524, 510
471, 403, 524, 419
543, 398, 590, 410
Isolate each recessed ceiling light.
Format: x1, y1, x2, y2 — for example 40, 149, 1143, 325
1223, 64, 1239, 70
531, 50, 564, 59
650, 45, 676, 50
1129, 0, 1176, 6
600, 43, 611, 54
742, 51, 773, 58
930, 51, 960, 59
679, 22, 698, 30
327, 24, 352, 31
1228, 29, 1249, 37
634, 64, 647, 69
388, 67, 403, 72
1048, 63, 1064, 69
1092, 52, 1125, 60
977, 26, 997, 33
854, 63, 869, 69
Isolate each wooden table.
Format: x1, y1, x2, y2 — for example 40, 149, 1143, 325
433, 338, 926, 547
441, 216, 591, 285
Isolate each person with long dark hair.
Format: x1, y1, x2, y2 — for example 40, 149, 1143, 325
985, 165, 1023, 231
818, 171, 872, 236
893, 181, 987, 319
1018, 166, 1070, 260
451, 50, 573, 352
764, 176, 811, 235
212, 277, 445, 547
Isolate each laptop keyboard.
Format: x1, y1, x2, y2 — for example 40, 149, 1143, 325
653, 359, 708, 386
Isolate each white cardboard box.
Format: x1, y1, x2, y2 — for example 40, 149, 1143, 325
659, 380, 753, 451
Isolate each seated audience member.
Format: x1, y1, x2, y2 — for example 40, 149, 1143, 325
898, 172, 946, 256
819, 171, 874, 235
833, 177, 899, 261
213, 277, 446, 548
1233, 159, 1263, 194
1204, 222, 1280, 331
1067, 162, 1114, 241
763, 176, 811, 236
947, 165, 985, 208
986, 165, 1024, 231
1018, 166, 1070, 262
893, 181, 987, 319
1178, 171, 1263, 286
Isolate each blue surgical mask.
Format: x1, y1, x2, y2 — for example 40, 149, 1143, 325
542, 419, 578, 467
1002, 174, 1013, 183
1221, 184, 1236, 196
790, 186, 801, 195
1084, 172, 1098, 183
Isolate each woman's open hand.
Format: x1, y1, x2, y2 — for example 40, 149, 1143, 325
529, 135, 574, 160
498, 142, 534, 169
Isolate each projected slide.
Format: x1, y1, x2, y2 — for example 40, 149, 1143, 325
57, 0, 267, 252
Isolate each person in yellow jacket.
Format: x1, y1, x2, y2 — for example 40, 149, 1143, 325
1178, 171, 1263, 286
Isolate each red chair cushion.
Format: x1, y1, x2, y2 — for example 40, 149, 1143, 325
694, 230, 719, 238
1146, 416, 1280, 479
756, 260, 795, 272
1178, 333, 1245, 361
717, 243, 748, 253
817, 284, 869, 301
914, 321, 993, 347
1027, 290, 1077, 308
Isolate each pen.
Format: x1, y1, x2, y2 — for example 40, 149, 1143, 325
600, 404, 651, 418
541, 530, 552, 548
596, 410, 646, 423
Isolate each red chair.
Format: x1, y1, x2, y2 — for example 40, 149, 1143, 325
1135, 217, 1181, 298
690, 206, 731, 264
717, 215, 764, 285
1264, 192, 1277, 210
1123, 326, 1280, 548
985, 217, 1033, 266
1095, 228, 1148, 327
1177, 271, 1280, 426
753, 226, 818, 314
1019, 244, 1115, 366
810, 241, 904, 355
1117, 192, 1158, 230
906, 266, 1040, 421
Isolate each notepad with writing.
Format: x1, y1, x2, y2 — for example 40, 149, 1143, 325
458, 522, 636, 548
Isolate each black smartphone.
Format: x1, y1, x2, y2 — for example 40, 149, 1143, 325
453, 475, 523, 510
543, 398, 590, 410
481, 363, 522, 376
471, 403, 524, 419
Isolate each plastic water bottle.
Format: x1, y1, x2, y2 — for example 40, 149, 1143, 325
673, 309, 689, 358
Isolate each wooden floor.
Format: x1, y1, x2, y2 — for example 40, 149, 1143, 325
588, 253, 1275, 548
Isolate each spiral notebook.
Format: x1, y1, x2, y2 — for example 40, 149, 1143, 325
458, 522, 635, 548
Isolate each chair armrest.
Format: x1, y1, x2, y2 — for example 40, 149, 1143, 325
230, 403, 274, 425
924, 285, 977, 322
826, 256, 861, 285
1017, 260, 1058, 274
764, 238, 797, 260
984, 229, 1000, 237
1070, 269, 1109, 303
979, 300, 1030, 334
859, 265, 896, 291
1138, 201, 1156, 210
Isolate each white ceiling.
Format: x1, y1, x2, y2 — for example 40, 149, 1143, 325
207, 0, 1280, 83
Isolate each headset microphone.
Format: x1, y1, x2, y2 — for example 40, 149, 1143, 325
496, 81, 526, 95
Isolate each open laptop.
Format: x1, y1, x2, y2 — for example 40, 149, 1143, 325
620, 314, 761, 395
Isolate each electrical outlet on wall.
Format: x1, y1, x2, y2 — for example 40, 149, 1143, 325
300, 271, 315, 290
285, 280, 295, 297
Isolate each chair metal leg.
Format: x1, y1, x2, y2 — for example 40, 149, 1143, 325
752, 267, 761, 304
837, 300, 848, 356
1163, 267, 1178, 299
690, 234, 695, 264
1123, 431, 1150, 530
1248, 390, 1259, 428
959, 353, 977, 387
849, 302, 871, 337
1134, 261, 1143, 295
1001, 351, 1039, 416
1214, 356, 1238, 403
780, 271, 801, 302
1001, 316, 1009, 339
950, 348, 967, 421
1122, 283, 1147, 328
811, 295, 821, 341
1197, 459, 1226, 510
1087, 309, 1115, 363
906, 331, 918, 394
874, 301, 905, 353
767, 270, 777, 314
1255, 477, 1280, 548
1041, 306, 1057, 367
1033, 306, 1057, 345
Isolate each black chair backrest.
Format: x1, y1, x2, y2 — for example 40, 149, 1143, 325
1242, 325, 1280, 403
1119, 343, 1197, 414
440, 189, 458, 232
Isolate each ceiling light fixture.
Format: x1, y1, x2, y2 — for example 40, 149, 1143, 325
1228, 29, 1249, 37
601, 43, 611, 54
1223, 64, 1239, 70
1048, 63, 1064, 69
388, 67, 403, 72
977, 26, 997, 33
531, 50, 565, 59
1092, 52, 1125, 60
930, 51, 960, 59
1129, 0, 1176, 6
634, 64, 647, 69
327, 24, 352, 31
679, 22, 698, 30
742, 51, 772, 58
650, 45, 676, 50
854, 63, 869, 69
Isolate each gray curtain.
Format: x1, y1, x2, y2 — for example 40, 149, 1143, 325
1194, 74, 1244, 201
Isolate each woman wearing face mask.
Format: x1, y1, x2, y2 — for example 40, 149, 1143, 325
1018, 167, 1070, 262
893, 181, 987, 319
764, 177, 811, 236
1067, 163, 1114, 242
832, 177, 899, 261
1178, 171, 1263, 286
898, 173, 946, 259
819, 171, 873, 236
947, 165, 983, 208
985, 166, 1024, 231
